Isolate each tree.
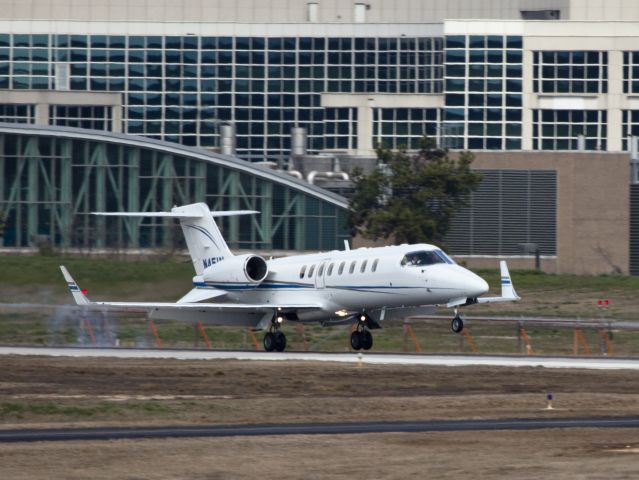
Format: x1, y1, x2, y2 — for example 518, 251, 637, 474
348, 137, 482, 246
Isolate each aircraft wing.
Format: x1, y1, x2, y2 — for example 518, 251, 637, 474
68, 300, 322, 313
60, 266, 323, 316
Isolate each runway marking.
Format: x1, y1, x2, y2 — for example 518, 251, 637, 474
1, 346, 639, 370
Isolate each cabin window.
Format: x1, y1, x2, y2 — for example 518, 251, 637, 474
308, 264, 316, 277
349, 261, 356, 274
338, 261, 346, 274
372, 259, 379, 272
360, 260, 368, 273
299, 265, 307, 279
327, 263, 334, 276
318, 264, 325, 277
400, 250, 453, 267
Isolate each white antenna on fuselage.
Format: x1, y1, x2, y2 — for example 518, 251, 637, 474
344, 240, 350, 251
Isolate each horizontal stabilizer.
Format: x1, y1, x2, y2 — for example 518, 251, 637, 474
92, 210, 258, 218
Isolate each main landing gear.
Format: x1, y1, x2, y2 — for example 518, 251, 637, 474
263, 312, 287, 352
350, 313, 376, 351
451, 308, 464, 333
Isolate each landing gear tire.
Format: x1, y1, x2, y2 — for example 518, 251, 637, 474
451, 316, 464, 333
274, 330, 287, 352
350, 331, 363, 350
361, 329, 373, 350
264, 330, 287, 352
263, 332, 277, 352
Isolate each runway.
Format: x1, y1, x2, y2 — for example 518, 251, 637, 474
1, 346, 639, 370
2, 417, 639, 443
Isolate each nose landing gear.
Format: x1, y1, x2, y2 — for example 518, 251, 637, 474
451, 308, 464, 333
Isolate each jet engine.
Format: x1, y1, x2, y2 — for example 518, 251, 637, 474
202, 254, 268, 286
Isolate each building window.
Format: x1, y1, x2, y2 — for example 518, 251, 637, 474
50, 105, 112, 131
623, 52, 639, 94
443, 35, 523, 150
0, 104, 35, 123
533, 109, 607, 151
533, 51, 608, 94
373, 108, 439, 150
622, 111, 639, 151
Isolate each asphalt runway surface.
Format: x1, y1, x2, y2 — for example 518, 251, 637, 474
2, 417, 639, 443
2, 346, 639, 370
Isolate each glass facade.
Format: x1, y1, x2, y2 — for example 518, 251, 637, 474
0, 32, 442, 161
443, 35, 523, 150
0, 130, 350, 250
3, 28, 639, 155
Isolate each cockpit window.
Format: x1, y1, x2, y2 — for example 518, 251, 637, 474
401, 250, 454, 266
434, 249, 455, 264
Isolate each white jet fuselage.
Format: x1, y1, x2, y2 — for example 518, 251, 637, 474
202, 244, 489, 322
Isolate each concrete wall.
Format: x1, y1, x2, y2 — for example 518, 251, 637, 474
354, 151, 630, 276
471, 151, 630, 275
0, 0, 574, 23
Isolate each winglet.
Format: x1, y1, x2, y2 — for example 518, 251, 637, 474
476, 261, 520, 304
59, 266, 90, 305
499, 260, 520, 300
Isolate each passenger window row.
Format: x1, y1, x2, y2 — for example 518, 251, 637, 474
299, 258, 380, 279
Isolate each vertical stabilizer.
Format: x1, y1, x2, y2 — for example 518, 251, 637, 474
172, 203, 232, 275
92, 203, 259, 276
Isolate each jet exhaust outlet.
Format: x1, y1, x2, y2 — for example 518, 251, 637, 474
245, 255, 268, 282
203, 254, 268, 286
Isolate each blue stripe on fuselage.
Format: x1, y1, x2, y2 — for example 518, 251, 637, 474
194, 281, 425, 291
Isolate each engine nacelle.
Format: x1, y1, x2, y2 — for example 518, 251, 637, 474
202, 254, 268, 287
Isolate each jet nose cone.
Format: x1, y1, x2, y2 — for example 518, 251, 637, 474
463, 271, 489, 298
474, 276, 489, 297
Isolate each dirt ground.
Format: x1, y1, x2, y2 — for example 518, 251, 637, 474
1, 355, 639, 479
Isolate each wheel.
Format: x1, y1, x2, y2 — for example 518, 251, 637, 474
274, 331, 287, 352
361, 329, 373, 350
263, 331, 277, 352
350, 330, 363, 350
451, 316, 464, 333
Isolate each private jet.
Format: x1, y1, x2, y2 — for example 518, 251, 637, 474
61, 202, 519, 352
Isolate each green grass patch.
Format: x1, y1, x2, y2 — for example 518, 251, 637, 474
0, 401, 173, 420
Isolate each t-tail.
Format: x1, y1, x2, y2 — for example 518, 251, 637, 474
92, 202, 257, 275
